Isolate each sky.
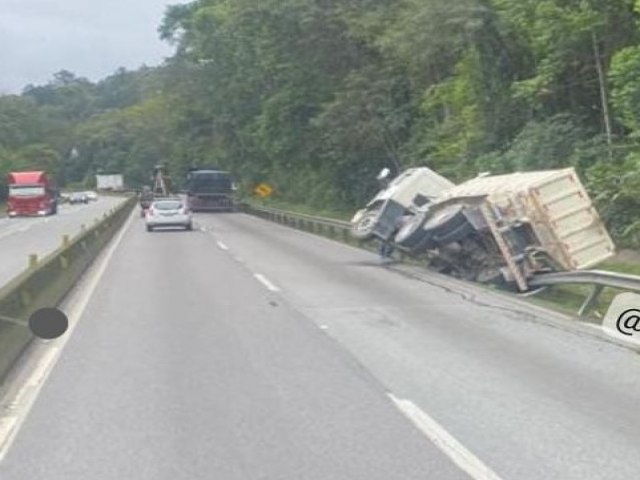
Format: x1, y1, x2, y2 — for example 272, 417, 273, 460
0, 0, 186, 94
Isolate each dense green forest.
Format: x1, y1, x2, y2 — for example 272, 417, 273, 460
2, 0, 640, 245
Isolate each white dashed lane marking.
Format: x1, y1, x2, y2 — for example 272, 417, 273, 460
253, 273, 280, 292
388, 394, 504, 480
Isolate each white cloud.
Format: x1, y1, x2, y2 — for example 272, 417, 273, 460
0, 0, 185, 93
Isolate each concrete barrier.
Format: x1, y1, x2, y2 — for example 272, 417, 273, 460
0, 197, 135, 381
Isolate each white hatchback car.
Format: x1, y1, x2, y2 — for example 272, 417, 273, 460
145, 198, 193, 232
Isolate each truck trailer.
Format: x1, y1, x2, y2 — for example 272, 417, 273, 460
185, 169, 235, 212
96, 174, 124, 191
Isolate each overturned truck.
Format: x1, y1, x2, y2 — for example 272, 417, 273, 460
351, 167, 615, 291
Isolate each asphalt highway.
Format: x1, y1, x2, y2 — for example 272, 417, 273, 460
0, 196, 125, 288
1, 211, 639, 479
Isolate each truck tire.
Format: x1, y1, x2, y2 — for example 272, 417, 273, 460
395, 212, 429, 251
351, 209, 380, 241
422, 205, 469, 241
432, 218, 475, 245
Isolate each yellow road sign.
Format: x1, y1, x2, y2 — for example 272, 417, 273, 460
254, 183, 274, 198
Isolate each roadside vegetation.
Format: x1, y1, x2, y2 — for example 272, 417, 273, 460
2, 0, 640, 254
246, 197, 353, 222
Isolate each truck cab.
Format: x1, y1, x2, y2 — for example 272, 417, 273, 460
6, 171, 58, 217
350, 167, 455, 240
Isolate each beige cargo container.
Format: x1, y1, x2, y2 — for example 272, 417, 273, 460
440, 168, 616, 272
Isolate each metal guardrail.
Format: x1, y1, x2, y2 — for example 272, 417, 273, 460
529, 270, 640, 291
243, 204, 355, 244
529, 270, 640, 317
0, 197, 136, 382
246, 204, 351, 229
243, 203, 640, 319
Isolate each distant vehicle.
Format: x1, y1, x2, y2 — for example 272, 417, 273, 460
139, 186, 154, 217
84, 191, 98, 201
6, 171, 58, 217
185, 169, 235, 212
95, 174, 124, 191
68, 192, 89, 204
145, 198, 193, 232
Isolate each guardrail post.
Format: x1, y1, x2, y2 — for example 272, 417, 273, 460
578, 285, 604, 318
62, 234, 70, 247
28, 254, 38, 269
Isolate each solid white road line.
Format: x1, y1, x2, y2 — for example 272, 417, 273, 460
388, 394, 504, 480
216, 241, 229, 251
253, 273, 280, 292
0, 209, 135, 463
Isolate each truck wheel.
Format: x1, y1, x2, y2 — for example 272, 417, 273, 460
185, 223, 193, 231
422, 205, 469, 245
433, 219, 475, 245
395, 212, 429, 251
351, 209, 379, 241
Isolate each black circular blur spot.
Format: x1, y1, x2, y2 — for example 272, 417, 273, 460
28, 308, 68, 340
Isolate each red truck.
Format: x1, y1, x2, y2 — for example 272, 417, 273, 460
6, 171, 58, 217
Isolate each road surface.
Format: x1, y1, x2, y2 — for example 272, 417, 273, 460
0, 196, 125, 288
1, 211, 639, 479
